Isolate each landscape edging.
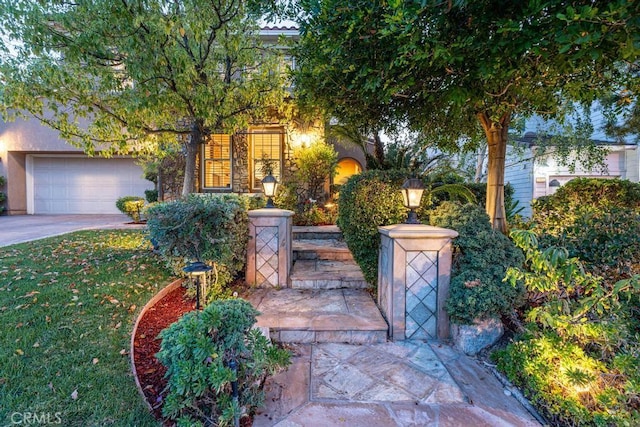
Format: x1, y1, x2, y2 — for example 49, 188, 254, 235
129, 278, 184, 412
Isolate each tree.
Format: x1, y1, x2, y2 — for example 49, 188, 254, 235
0, 0, 288, 195
295, 0, 639, 232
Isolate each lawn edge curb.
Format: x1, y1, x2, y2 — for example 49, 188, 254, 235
130, 277, 184, 413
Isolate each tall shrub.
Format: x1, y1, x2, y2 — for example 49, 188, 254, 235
145, 194, 250, 294
429, 202, 525, 324
531, 178, 640, 281
337, 170, 475, 285
157, 299, 290, 426
337, 169, 408, 284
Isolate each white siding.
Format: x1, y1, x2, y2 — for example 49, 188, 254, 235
504, 147, 534, 217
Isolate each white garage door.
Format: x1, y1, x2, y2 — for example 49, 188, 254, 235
32, 156, 152, 214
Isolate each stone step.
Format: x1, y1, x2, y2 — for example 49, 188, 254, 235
293, 225, 343, 241
293, 239, 354, 261
290, 259, 368, 289
247, 288, 388, 344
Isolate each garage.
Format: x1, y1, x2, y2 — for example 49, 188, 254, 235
30, 156, 152, 214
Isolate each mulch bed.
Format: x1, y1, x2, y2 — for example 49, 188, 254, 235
133, 281, 254, 426
133, 285, 195, 421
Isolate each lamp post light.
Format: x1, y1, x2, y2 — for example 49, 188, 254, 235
261, 173, 278, 208
182, 261, 212, 310
401, 178, 425, 224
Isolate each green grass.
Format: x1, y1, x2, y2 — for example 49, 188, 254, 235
0, 230, 174, 426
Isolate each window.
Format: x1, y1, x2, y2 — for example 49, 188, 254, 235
202, 134, 231, 189
250, 128, 283, 191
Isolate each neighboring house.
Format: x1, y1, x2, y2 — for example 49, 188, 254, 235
0, 28, 367, 216
505, 111, 639, 217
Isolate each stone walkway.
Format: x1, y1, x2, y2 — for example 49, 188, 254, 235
255, 341, 541, 427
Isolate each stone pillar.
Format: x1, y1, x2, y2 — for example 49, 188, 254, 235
246, 208, 294, 288
378, 224, 458, 341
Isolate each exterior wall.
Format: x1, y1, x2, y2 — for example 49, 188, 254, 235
1, 116, 87, 214
625, 146, 639, 183
231, 133, 250, 193
504, 146, 534, 218
505, 144, 638, 218
6, 152, 27, 215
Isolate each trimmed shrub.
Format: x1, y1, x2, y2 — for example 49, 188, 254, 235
531, 178, 640, 281
337, 170, 475, 285
157, 299, 290, 426
429, 202, 525, 324
145, 194, 250, 296
115, 195, 145, 222
144, 189, 158, 203
337, 169, 408, 284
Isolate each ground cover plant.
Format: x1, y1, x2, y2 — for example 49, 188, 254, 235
157, 299, 290, 426
0, 230, 173, 426
494, 230, 640, 426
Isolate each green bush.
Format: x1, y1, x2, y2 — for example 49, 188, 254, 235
494, 230, 640, 426
337, 170, 475, 285
115, 196, 145, 222
337, 169, 408, 284
429, 202, 525, 324
531, 178, 640, 281
144, 189, 158, 203
276, 140, 338, 225
145, 194, 250, 297
157, 299, 290, 426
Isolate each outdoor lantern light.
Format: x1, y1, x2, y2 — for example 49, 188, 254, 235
401, 178, 425, 224
182, 261, 212, 310
261, 173, 278, 208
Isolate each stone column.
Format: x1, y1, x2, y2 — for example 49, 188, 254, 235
246, 208, 294, 288
378, 224, 458, 341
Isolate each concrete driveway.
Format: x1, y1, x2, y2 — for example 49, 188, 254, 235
0, 214, 145, 247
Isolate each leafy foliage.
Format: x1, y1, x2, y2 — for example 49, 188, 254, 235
494, 230, 640, 426
115, 196, 145, 223
144, 189, 158, 203
157, 299, 290, 426
294, 0, 639, 231
277, 140, 338, 225
531, 178, 640, 281
145, 194, 250, 297
0, 0, 288, 194
337, 169, 411, 284
428, 202, 525, 324
337, 170, 475, 285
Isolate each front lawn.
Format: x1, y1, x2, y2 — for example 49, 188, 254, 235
0, 230, 173, 426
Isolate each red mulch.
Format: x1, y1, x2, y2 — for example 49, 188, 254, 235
133, 283, 253, 426
133, 285, 195, 421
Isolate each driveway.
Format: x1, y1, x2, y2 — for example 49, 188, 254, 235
0, 214, 145, 247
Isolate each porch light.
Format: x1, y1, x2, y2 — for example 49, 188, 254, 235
183, 261, 212, 310
261, 173, 278, 208
401, 178, 425, 224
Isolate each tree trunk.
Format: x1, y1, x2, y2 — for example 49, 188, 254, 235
182, 120, 204, 196
477, 112, 510, 234
373, 132, 385, 168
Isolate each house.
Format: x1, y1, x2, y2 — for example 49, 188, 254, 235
505, 112, 639, 217
0, 28, 367, 216
0, 113, 367, 216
